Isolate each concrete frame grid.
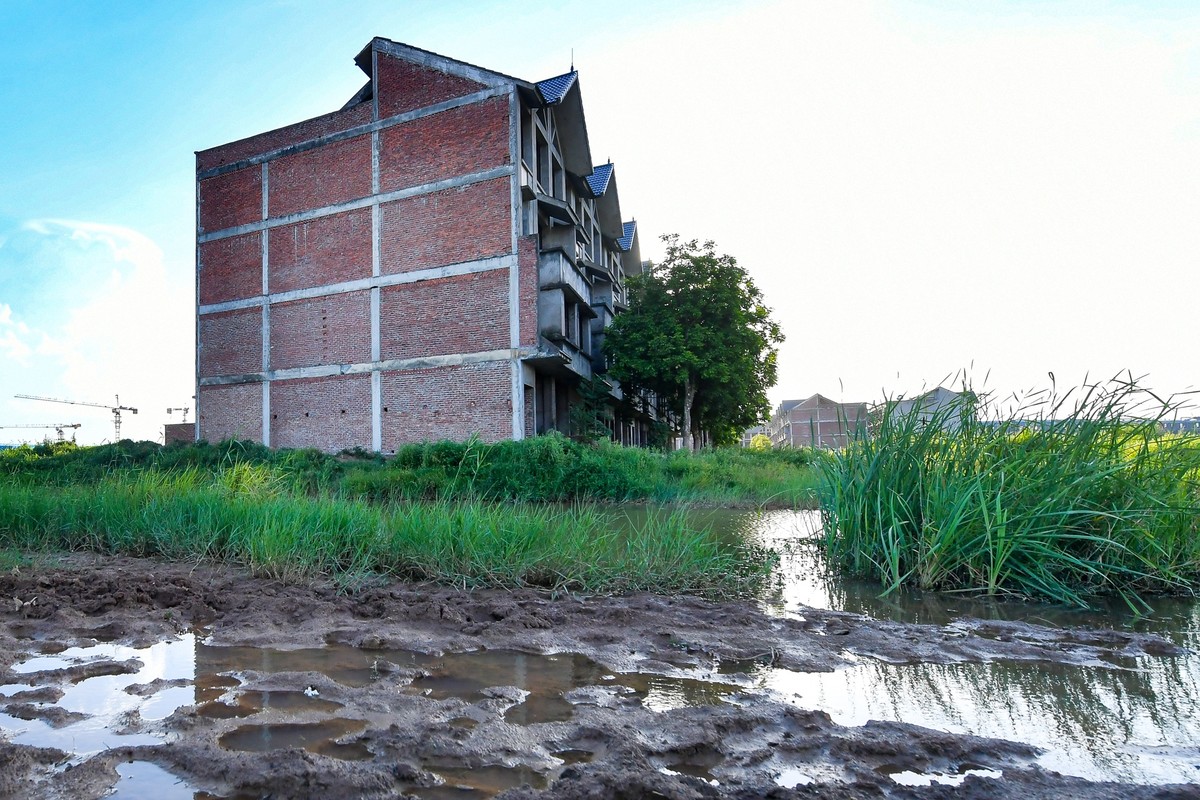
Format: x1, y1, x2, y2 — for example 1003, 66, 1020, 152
195, 38, 645, 452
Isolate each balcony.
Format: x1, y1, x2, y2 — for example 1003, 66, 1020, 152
524, 335, 593, 381
538, 249, 591, 305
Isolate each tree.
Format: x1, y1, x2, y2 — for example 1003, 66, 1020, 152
603, 235, 783, 450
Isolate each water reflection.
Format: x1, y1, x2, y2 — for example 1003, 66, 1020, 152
631, 507, 1200, 784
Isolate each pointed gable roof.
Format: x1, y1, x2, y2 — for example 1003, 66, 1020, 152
536, 71, 578, 105
618, 221, 637, 252
584, 162, 613, 197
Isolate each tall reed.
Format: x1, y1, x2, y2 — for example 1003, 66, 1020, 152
817, 377, 1200, 606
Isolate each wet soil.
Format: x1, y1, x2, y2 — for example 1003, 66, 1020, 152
0, 553, 1195, 799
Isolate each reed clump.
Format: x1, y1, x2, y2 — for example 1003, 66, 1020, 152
817, 377, 1200, 607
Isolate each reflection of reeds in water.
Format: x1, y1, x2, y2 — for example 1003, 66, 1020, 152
792, 648, 1200, 783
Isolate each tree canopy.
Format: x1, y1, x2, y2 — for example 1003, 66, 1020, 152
603, 235, 783, 449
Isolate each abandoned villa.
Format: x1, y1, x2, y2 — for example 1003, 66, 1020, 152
195, 38, 648, 453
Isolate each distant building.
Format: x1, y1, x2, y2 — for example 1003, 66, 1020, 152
887, 386, 974, 431
766, 394, 868, 449
1160, 418, 1200, 435
739, 425, 765, 448
163, 423, 194, 445
195, 38, 650, 453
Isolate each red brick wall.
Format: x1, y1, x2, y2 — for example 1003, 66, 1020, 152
199, 233, 261, 305
197, 102, 372, 172
270, 374, 371, 451
268, 209, 372, 293
380, 362, 511, 449
380, 177, 511, 274
269, 291, 371, 370
163, 422, 195, 445
518, 235, 539, 347
199, 167, 261, 233
379, 270, 509, 361
375, 53, 485, 118
379, 98, 509, 192
199, 309, 262, 376
199, 383, 262, 442
268, 134, 372, 218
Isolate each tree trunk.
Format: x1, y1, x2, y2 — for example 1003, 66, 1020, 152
682, 377, 696, 452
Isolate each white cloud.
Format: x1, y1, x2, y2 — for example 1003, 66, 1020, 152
0, 303, 33, 364
2, 220, 192, 444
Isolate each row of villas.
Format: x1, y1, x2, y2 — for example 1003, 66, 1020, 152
195, 39, 659, 453
755, 387, 971, 449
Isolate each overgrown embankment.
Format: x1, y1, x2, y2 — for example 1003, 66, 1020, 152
0, 433, 818, 507
817, 381, 1200, 606
0, 435, 810, 596
0, 468, 774, 597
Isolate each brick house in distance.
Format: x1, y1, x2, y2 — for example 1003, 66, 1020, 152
195, 38, 645, 453
766, 394, 868, 449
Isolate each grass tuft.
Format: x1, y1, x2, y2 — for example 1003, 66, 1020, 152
0, 470, 775, 598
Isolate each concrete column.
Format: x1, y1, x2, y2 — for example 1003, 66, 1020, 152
260, 161, 271, 447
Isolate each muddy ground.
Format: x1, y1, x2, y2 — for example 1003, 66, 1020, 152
0, 554, 1195, 799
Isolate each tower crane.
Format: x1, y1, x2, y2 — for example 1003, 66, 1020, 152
166, 407, 190, 423
0, 423, 81, 442
14, 395, 138, 440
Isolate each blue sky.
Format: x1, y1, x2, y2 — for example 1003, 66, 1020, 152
1, 1, 1199, 443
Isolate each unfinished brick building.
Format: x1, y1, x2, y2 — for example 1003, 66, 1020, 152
196, 38, 645, 452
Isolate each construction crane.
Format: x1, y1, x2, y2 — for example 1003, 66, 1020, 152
14, 395, 138, 440
166, 407, 190, 423
0, 423, 81, 442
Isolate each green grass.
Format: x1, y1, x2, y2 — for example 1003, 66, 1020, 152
0, 469, 776, 598
816, 378, 1200, 607
0, 433, 819, 508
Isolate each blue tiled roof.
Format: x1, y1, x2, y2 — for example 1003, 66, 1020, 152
536, 71, 577, 105
618, 220, 637, 252
585, 162, 613, 197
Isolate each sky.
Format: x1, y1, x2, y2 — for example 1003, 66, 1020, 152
1, 0, 1198, 444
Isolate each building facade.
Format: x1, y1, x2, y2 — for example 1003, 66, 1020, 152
766, 394, 868, 449
196, 39, 644, 452
889, 387, 973, 431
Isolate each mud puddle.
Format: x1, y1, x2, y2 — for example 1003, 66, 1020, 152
2, 517, 1199, 798
0, 634, 756, 798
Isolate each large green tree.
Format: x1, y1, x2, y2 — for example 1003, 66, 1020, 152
604, 236, 783, 449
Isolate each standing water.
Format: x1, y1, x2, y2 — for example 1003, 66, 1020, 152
1, 508, 1197, 792
612, 507, 1200, 784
